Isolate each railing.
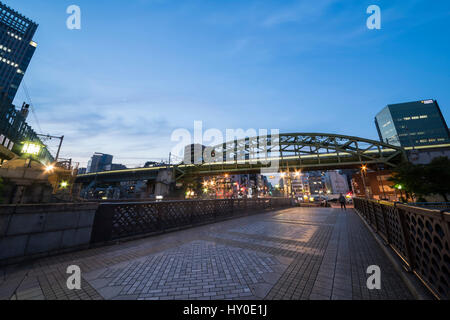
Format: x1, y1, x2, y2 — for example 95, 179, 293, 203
90, 198, 293, 244
409, 203, 450, 211
354, 198, 450, 300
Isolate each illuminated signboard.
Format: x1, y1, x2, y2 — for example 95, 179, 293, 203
22, 142, 41, 155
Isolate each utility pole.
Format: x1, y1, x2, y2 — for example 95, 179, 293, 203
37, 134, 64, 162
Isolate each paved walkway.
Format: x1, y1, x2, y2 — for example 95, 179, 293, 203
0, 207, 414, 300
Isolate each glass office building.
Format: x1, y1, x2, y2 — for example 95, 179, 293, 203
0, 2, 38, 103
375, 100, 450, 148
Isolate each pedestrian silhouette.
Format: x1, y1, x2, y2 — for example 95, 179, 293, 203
339, 194, 347, 211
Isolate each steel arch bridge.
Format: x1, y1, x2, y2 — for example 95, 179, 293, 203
76, 133, 406, 184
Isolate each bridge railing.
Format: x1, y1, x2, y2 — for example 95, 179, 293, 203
408, 203, 450, 211
90, 198, 293, 245
353, 198, 450, 300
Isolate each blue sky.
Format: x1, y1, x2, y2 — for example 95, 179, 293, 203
6, 0, 450, 167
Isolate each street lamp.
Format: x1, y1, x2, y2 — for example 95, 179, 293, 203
45, 164, 55, 172
360, 164, 369, 199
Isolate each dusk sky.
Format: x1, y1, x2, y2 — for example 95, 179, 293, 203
7, 0, 450, 168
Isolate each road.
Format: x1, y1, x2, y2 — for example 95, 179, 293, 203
0, 207, 416, 300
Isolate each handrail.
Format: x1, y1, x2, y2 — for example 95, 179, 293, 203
354, 198, 450, 300
90, 198, 294, 244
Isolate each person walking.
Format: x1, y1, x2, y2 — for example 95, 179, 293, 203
339, 193, 347, 211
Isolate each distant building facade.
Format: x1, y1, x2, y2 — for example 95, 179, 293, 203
306, 171, 327, 195
0, 2, 38, 102
351, 170, 398, 202
375, 100, 450, 148
324, 170, 350, 194
87, 153, 113, 173
104, 163, 127, 171
183, 144, 206, 165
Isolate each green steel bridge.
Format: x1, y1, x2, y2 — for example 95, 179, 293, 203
0, 99, 54, 165
76, 133, 406, 185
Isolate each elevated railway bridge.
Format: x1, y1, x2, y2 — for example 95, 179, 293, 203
76, 133, 406, 188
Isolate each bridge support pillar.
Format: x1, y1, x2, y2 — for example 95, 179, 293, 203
144, 168, 175, 199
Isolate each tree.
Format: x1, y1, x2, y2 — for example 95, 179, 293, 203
389, 161, 428, 201
424, 157, 450, 202
389, 157, 450, 202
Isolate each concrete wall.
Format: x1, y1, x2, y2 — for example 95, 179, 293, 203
0, 203, 98, 265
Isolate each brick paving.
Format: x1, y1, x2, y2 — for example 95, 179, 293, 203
0, 207, 416, 300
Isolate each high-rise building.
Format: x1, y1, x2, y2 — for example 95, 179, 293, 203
324, 170, 349, 194
183, 144, 206, 165
87, 153, 113, 173
0, 2, 38, 102
375, 100, 450, 148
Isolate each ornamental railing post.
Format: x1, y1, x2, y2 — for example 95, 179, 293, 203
380, 202, 391, 244
90, 204, 114, 244
396, 205, 416, 270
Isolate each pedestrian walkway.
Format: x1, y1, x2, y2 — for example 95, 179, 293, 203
0, 207, 416, 300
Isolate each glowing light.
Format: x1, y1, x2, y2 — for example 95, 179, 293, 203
60, 181, 69, 189
22, 142, 41, 155
280, 172, 286, 178
45, 165, 55, 172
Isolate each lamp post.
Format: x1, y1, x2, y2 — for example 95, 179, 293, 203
361, 165, 369, 199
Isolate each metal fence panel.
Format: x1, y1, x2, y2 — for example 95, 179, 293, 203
354, 198, 450, 300
91, 198, 292, 244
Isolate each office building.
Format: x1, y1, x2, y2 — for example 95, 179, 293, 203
0, 2, 38, 102
375, 100, 450, 148
183, 144, 206, 165
306, 171, 327, 195
87, 153, 113, 173
324, 170, 350, 195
